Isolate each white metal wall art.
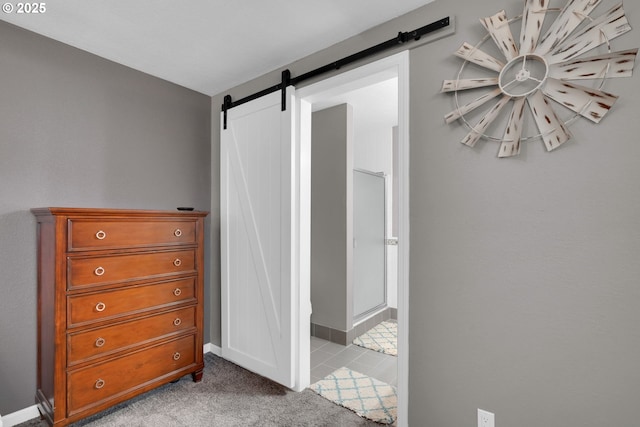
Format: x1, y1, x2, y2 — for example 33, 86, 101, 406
442, 0, 638, 157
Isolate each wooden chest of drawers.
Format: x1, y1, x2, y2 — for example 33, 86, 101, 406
32, 207, 208, 426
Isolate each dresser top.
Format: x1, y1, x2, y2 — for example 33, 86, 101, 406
31, 207, 209, 218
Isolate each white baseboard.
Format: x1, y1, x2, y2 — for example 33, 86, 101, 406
3, 405, 39, 427
204, 342, 222, 356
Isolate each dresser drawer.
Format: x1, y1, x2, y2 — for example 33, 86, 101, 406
68, 278, 195, 326
68, 219, 197, 251
68, 306, 196, 365
68, 249, 195, 289
67, 334, 196, 415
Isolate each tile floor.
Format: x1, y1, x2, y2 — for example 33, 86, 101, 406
310, 335, 397, 387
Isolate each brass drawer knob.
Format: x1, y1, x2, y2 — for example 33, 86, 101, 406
173, 288, 182, 297
95, 379, 105, 389
173, 258, 182, 267
173, 352, 181, 361
173, 318, 182, 326
95, 230, 107, 240
95, 302, 106, 312
95, 337, 106, 347
174, 229, 182, 237
94, 266, 105, 276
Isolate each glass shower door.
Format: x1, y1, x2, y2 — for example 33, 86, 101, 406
353, 169, 386, 321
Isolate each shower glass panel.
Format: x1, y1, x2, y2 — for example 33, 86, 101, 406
353, 169, 386, 321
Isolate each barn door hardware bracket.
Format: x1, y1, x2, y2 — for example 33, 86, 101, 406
281, 69, 291, 111
222, 95, 232, 130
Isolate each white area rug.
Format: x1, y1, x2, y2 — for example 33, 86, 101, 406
310, 367, 397, 425
353, 320, 397, 356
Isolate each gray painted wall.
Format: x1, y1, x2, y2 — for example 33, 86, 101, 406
0, 21, 211, 415
409, 0, 640, 425
310, 104, 353, 331
212, 0, 640, 425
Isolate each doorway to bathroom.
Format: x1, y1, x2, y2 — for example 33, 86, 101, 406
307, 75, 398, 344
296, 51, 409, 420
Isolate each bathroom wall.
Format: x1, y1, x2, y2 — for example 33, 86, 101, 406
310, 104, 354, 337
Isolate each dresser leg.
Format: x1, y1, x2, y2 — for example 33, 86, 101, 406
192, 369, 203, 382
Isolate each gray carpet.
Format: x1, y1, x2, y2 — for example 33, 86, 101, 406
18, 353, 380, 427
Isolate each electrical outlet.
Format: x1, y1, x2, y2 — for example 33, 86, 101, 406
478, 409, 495, 427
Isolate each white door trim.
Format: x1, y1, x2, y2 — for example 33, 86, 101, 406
295, 51, 410, 426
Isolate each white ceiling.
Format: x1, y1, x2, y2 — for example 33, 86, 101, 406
1, 0, 434, 96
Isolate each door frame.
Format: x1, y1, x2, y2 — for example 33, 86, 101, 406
294, 51, 410, 425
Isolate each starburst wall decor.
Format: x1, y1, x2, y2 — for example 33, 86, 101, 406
442, 0, 638, 157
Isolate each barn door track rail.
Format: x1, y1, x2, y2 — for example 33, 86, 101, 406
222, 17, 450, 129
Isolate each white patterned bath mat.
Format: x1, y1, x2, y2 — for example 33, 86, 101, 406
353, 320, 397, 356
310, 367, 397, 425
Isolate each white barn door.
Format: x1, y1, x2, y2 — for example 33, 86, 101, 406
220, 88, 297, 388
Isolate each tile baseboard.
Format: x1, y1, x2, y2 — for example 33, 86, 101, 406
311, 307, 395, 345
